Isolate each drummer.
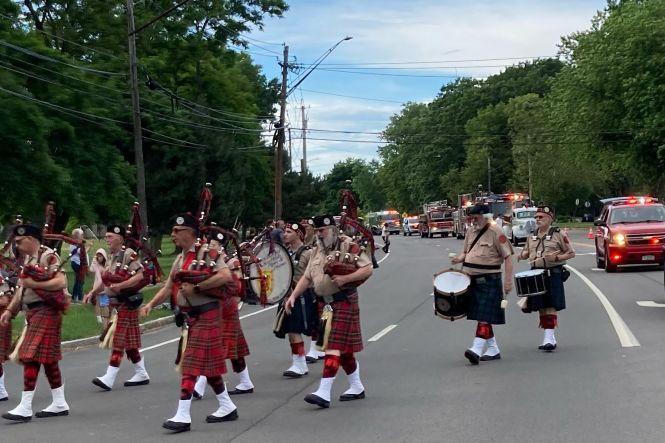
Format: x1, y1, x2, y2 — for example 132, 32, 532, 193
517, 205, 575, 351
451, 203, 513, 365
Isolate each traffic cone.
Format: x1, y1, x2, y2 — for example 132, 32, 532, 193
587, 228, 593, 239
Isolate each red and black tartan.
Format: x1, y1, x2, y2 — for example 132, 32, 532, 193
181, 308, 227, 376
0, 310, 11, 363
19, 305, 62, 364
318, 291, 363, 354
111, 305, 142, 351
221, 296, 249, 360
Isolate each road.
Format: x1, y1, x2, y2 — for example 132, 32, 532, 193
2, 231, 665, 443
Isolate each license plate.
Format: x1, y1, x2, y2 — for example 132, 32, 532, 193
642, 255, 655, 261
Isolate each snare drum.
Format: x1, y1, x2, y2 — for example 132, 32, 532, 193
514, 269, 547, 297
433, 270, 471, 321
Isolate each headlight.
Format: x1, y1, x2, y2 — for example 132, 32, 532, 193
612, 233, 626, 246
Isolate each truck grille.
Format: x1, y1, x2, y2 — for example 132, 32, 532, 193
626, 232, 665, 245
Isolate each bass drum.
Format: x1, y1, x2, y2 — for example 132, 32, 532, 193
248, 242, 293, 304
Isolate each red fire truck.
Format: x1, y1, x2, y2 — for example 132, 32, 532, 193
454, 192, 531, 239
420, 201, 455, 238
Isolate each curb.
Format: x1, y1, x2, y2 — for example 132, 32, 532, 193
61, 313, 174, 353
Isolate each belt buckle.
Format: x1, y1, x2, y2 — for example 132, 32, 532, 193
323, 304, 333, 313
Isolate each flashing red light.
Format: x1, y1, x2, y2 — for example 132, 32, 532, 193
651, 238, 660, 245
627, 199, 638, 204
611, 254, 622, 263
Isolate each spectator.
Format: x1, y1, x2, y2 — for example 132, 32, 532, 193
87, 249, 110, 329
69, 228, 86, 303
381, 222, 391, 253
271, 219, 285, 244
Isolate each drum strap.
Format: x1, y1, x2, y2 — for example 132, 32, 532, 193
466, 224, 490, 254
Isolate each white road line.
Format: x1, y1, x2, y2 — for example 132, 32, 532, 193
566, 265, 640, 348
368, 324, 397, 342
576, 252, 596, 256
377, 252, 390, 264
591, 268, 603, 272
637, 301, 665, 308
139, 304, 278, 353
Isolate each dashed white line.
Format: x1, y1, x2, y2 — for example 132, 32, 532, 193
368, 324, 397, 342
637, 301, 665, 308
566, 265, 640, 348
139, 304, 278, 353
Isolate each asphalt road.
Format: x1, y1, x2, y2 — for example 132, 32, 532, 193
2, 231, 665, 442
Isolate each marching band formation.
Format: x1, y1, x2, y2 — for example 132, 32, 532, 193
0, 182, 573, 433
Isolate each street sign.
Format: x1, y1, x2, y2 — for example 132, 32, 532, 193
584, 201, 591, 208
575, 198, 580, 206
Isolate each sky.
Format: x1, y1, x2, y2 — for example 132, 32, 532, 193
242, 0, 608, 175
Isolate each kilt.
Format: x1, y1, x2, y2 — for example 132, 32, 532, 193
181, 308, 227, 376
467, 274, 505, 325
525, 267, 566, 312
317, 291, 363, 353
283, 289, 318, 336
0, 313, 10, 363
221, 296, 250, 360
112, 304, 142, 351
20, 305, 62, 364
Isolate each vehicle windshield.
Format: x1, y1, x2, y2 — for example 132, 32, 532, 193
610, 205, 665, 224
515, 211, 536, 219
382, 214, 399, 222
430, 211, 452, 220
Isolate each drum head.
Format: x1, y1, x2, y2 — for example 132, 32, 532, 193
433, 270, 471, 296
249, 242, 293, 304
515, 269, 545, 278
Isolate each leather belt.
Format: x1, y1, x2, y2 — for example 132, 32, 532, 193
463, 262, 501, 270
470, 273, 502, 281
180, 301, 219, 318
26, 301, 45, 310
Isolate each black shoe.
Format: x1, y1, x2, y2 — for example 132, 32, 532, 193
124, 379, 150, 387
0, 397, 8, 402
162, 420, 191, 433
305, 356, 318, 364
538, 345, 544, 350
92, 378, 112, 391
542, 343, 557, 352
2, 412, 32, 422
205, 409, 238, 423
339, 391, 365, 402
464, 349, 480, 365
35, 409, 69, 418
480, 353, 501, 361
192, 391, 203, 400
228, 388, 253, 396
304, 393, 330, 409
283, 370, 307, 378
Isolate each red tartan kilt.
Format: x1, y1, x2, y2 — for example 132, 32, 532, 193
0, 310, 11, 363
221, 296, 249, 360
112, 305, 142, 351
318, 291, 363, 354
20, 305, 62, 364
181, 308, 227, 376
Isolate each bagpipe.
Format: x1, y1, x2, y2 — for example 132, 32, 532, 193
323, 244, 369, 289
338, 187, 379, 269
21, 202, 88, 311
101, 202, 162, 299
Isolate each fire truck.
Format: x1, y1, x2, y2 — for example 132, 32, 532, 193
454, 192, 531, 239
420, 201, 455, 238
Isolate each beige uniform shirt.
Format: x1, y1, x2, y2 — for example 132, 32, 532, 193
303, 236, 371, 298
169, 244, 228, 307
105, 247, 143, 293
291, 245, 312, 286
22, 247, 63, 304
525, 228, 574, 268
462, 224, 513, 276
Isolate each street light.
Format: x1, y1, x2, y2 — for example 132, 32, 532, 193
286, 36, 353, 97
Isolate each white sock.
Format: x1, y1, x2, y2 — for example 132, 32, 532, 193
307, 342, 324, 357
169, 399, 191, 424
469, 337, 485, 355
210, 389, 237, 417
194, 376, 207, 397
97, 365, 119, 388
8, 390, 33, 417
0, 373, 8, 399
41, 385, 69, 413
235, 367, 254, 390
342, 363, 364, 395
483, 337, 500, 357
311, 376, 335, 402
543, 329, 556, 345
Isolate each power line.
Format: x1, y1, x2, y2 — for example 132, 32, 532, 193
313, 68, 474, 78
0, 40, 125, 76
298, 63, 540, 71
300, 88, 404, 104
296, 55, 557, 66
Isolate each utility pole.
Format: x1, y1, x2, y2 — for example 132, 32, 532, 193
275, 45, 289, 220
287, 127, 292, 171
126, 0, 148, 234
300, 104, 307, 174
487, 156, 492, 194
527, 134, 533, 199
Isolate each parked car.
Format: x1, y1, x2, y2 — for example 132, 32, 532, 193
594, 196, 665, 272
507, 207, 537, 246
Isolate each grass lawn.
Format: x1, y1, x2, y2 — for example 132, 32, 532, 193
11, 236, 179, 341
558, 222, 594, 230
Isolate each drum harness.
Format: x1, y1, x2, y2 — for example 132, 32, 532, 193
462, 224, 501, 281
530, 227, 570, 282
